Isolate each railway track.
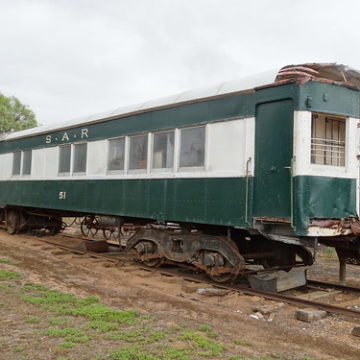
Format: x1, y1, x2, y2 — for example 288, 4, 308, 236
7, 231, 360, 321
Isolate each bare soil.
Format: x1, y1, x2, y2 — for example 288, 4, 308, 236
0, 230, 360, 360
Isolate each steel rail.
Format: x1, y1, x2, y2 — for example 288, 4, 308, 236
307, 279, 360, 294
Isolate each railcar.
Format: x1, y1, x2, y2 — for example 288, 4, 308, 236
1, 63, 360, 282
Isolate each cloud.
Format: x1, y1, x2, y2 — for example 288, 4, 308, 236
0, 0, 360, 126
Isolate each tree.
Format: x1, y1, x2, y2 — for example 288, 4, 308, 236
0, 93, 38, 134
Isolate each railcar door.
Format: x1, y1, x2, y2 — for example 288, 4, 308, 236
253, 99, 293, 219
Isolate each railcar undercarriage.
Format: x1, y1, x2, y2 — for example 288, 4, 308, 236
0, 206, 319, 283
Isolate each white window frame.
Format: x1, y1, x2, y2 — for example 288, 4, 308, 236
106, 136, 126, 174
128, 133, 149, 174
12, 151, 22, 177
310, 113, 346, 168
58, 144, 72, 176
57, 142, 88, 177
72, 142, 87, 175
178, 125, 207, 172
150, 129, 175, 174
12, 150, 32, 177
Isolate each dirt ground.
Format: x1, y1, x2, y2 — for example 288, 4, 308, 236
1, 229, 360, 360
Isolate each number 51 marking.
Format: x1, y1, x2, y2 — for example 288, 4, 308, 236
59, 191, 67, 200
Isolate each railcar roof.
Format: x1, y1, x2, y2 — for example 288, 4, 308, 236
3, 62, 360, 141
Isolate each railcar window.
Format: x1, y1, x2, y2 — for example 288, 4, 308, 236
108, 138, 125, 171
129, 134, 148, 170
180, 126, 205, 167
311, 114, 346, 166
73, 143, 87, 173
22, 150, 32, 175
59, 144, 71, 174
12, 151, 21, 175
152, 131, 174, 169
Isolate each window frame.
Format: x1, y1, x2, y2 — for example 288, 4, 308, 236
107, 136, 126, 174
128, 133, 148, 173
12, 149, 32, 177
12, 151, 22, 176
21, 149, 32, 176
72, 142, 88, 175
310, 113, 346, 168
178, 125, 207, 171
151, 129, 175, 173
58, 144, 72, 176
57, 142, 88, 177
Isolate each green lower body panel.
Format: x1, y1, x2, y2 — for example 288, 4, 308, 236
0, 178, 248, 227
294, 175, 357, 233
1, 175, 356, 235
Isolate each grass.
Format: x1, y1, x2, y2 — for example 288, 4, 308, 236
180, 329, 225, 356
60, 341, 76, 349
0, 269, 21, 281
86, 320, 118, 332
234, 339, 253, 346
25, 316, 41, 323
68, 304, 138, 324
163, 346, 192, 360
0, 258, 17, 264
106, 329, 146, 343
49, 317, 71, 326
0, 274, 316, 360
45, 328, 91, 343
110, 346, 159, 360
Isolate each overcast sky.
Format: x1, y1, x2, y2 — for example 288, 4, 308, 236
1, 0, 360, 126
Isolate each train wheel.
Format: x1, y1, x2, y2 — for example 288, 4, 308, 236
80, 216, 99, 237
6, 210, 20, 235
134, 240, 162, 267
202, 246, 244, 283
143, 258, 162, 268
209, 267, 238, 283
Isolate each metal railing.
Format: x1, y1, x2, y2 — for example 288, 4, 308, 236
311, 137, 345, 166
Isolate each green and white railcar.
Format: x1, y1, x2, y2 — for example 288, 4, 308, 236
1, 63, 360, 281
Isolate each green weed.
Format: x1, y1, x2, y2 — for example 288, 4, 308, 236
0, 258, 17, 264
60, 341, 76, 348
21, 284, 100, 316
233, 339, 253, 346
0, 283, 14, 290
45, 327, 90, 343
163, 346, 192, 360
0, 269, 21, 281
86, 320, 118, 332
198, 325, 212, 332
110, 346, 159, 360
69, 304, 138, 324
106, 329, 146, 343
22, 283, 48, 291
180, 330, 225, 356
148, 330, 166, 342
15, 345, 25, 352
49, 317, 71, 326
25, 316, 41, 323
